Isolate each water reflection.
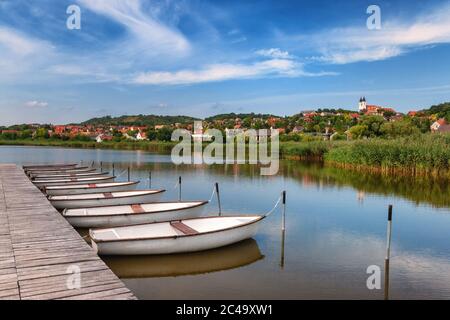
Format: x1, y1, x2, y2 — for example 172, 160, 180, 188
2, 146, 450, 299
103, 239, 263, 278
4, 145, 449, 208
89, 160, 450, 209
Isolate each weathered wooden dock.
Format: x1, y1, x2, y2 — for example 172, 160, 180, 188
0, 164, 136, 300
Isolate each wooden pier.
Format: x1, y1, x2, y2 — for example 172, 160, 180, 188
0, 164, 136, 300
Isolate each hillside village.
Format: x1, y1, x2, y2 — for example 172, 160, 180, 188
1, 99, 450, 143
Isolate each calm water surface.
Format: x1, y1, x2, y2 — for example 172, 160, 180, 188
1, 145, 450, 299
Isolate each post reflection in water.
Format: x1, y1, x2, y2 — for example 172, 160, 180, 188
102, 239, 263, 278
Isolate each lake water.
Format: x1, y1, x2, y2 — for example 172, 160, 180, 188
1, 145, 450, 299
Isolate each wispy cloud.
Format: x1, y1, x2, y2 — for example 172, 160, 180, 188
227, 28, 247, 44
0, 27, 43, 56
134, 46, 337, 86
0, 26, 54, 80
256, 48, 294, 59
78, 0, 190, 57
307, 3, 450, 64
25, 100, 48, 108
133, 58, 312, 85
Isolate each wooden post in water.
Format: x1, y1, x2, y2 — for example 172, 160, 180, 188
280, 190, 286, 268
215, 182, 222, 216
384, 204, 393, 300
91, 161, 94, 168
127, 167, 130, 182
178, 176, 182, 201
149, 172, 152, 188
100, 161, 103, 173
112, 163, 115, 176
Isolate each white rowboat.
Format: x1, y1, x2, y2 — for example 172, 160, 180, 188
90, 215, 264, 255
49, 190, 165, 209
23, 163, 78, 170
33, 176, 115, 187
63, 200, 208, 228
32, 172, 109, 180
44, 181, 139, 196
28, 168, 96, 177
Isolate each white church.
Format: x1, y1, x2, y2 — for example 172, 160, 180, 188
358, 97, 367, 112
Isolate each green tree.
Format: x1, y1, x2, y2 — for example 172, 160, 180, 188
156, 127, 173, 141
380, 120, 420, 138
348, 125, 368, 139
360, 116, 385, 137
411, 117, 431, 133
145, 129, 157, 141
35, 128, 49, 139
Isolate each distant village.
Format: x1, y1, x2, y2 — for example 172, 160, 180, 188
1, 97, 450, 142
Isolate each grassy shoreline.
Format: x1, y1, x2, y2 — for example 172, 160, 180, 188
1, 134, 449, 177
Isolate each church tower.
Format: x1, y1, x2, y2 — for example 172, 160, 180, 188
358, 97, 367, 112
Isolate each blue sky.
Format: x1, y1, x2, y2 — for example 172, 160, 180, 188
1, 0, 450, 125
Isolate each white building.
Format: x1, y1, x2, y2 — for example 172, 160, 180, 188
136, 131, 148, 140
358, 97, 367, 112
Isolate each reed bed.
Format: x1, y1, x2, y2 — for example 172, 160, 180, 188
324, 134, 450, 176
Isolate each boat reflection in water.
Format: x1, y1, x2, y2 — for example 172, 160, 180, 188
102, 239, 264, 278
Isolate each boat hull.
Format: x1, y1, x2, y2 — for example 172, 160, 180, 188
51, 192, 163, 209
32, 172, 108, 180
92, 220, 261, 255
23, 164, 77, 170
65, 204, 206, 228
33, 177, 115, 187
45, 182, 138, 196
27, 168, 97, 178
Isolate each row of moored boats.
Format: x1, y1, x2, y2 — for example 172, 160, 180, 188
24, 163, 282, 256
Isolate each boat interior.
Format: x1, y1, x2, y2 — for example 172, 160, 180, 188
91, 216, 261, 241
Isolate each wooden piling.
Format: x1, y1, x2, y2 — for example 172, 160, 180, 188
280, 191, 286, 268
384, 204, 393, 300
149, 172, 152, 188
215, 182, 222, 216
178, 176, 182, 201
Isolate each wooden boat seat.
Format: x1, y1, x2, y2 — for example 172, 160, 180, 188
131, 204, 145, 213
170, 221, 199, 235
103, 192, 113, 198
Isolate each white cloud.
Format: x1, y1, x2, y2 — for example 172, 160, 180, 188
48, 64, 93, 76
133, 45, 337, 86
133, 59, 307, 85
0, 27, 42, 56
228, 29, 240, 36
47, 64, 119, 83
78, 0, 190, 57
256, 48, 294, 59
309, 3, 450, 64
25, 100, 48, 108
0, 26, 55, 81
230, 36, 247, 44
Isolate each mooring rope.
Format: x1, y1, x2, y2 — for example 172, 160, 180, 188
115, 169, 128, 178
208, 185, 216, 203
264, 195, 282, 217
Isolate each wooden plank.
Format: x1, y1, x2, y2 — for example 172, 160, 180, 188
0, 164, 136, 300
171, 221, 199, 235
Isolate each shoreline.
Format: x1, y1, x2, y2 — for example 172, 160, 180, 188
1, 135, 449, 178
